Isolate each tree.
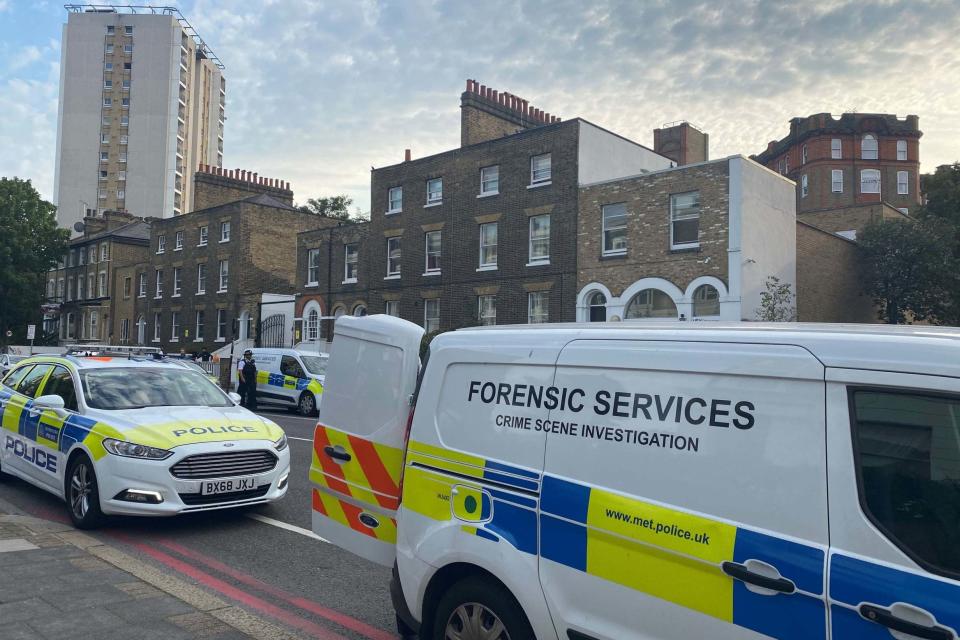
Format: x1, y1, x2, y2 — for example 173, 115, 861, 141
859, 218, 956, 324
0, 177, 68, 346
919, 163, 960, 224
296, 195, 356, 221
755, 276, 796, 322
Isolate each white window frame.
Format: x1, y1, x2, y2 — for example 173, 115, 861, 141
897, 170, 909, 195
480, 165, 499, 196
306, 309, 319, 341
386, 237, 401, 277
170, 312, 180, 342
670, 191, 701, 250
528, 292, 549, 324
87, 274, 94, 299
218, 260, 229, 292
89, 310, 99, 340
528, 214, 550, 265
424, 299, 440, 334
343, 244, 358, 283
199, 225, 208, 246
120, 318, 129, 342
601, 203, 627, 255
860, 169, 881, 194
172, 267, 182, 296
861, 134, 878, 160
138, 273, 145, 298
530, 153, 551, 185
97, 271, 107, 297
801, 145, 808, 165
100, 243, 109, 261
103, 97, 112, 108
832, 169, 843, 193
426, 178, 442, 206
100, 132, 110, 144
479, 222, 498, 269
478, 295, 496, 326
175, 230, 183, 250
424, 231, 441, 275
216, 309, 226, 341
195, 311, 204, 341
307, 248, 320, 285
157, 235, 165, 254
197, 263, 206, 294
387, 186, 402, 213
897, 139, 907, 161
153, 312, 161, 342
384, 300, 400, 317
155, 269, 163, 298
220, 220, 231, 243
801, 174, 809, 198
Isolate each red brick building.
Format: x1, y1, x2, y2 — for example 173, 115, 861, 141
753, 113, 922, 224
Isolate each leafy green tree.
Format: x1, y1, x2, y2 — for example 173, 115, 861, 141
919, 163, 960, 223
755, 276, 796, 322
297, 195, 356, 221
0, 177, 68, 345
859, 218, 956, 324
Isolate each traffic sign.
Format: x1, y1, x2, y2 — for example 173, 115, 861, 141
26, 325, 36, 341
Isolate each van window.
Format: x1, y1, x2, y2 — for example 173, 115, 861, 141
852, 389, 960, 578
281, 356, 305, 379
300, 355, 328, 376
17, 364, 53, 398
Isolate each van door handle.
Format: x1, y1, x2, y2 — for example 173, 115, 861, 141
721, 561, 796, 594
323, 445, 352, 463
859, 604, 953, 640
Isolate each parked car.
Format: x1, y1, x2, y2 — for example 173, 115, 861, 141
0, 354, 24, 376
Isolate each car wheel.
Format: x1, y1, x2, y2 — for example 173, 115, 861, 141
430, 576, 533, 640
298, 391, 316, 416
66, 454, 105, 529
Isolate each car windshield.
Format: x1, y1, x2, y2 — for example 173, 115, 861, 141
181, 361, 206, 374
300, 355, 328, 376
80, 367, 231, 410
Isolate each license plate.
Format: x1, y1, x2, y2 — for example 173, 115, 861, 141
200, 476, 257, 495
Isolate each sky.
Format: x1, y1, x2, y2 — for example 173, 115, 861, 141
1, 0, 958, 216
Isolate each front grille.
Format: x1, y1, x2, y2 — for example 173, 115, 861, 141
170, 450, 278, 480
179, 485, 270, 506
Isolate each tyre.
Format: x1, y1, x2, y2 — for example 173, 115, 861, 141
65, 454, 105, 529
430, 576, 534, 640
298, 391, 317, 416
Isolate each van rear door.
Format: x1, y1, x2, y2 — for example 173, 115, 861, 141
310, 315, 424, 566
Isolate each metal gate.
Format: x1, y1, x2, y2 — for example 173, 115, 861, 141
257, 313, 286, 348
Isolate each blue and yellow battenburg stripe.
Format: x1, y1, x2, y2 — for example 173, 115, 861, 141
257, 370, 323, 397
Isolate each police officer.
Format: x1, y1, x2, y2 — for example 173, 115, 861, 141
237, 349, 258, 410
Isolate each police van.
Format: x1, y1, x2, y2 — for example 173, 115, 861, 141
310, 316, 960, 640
1, 349, 290, 528
235, 348, 326, 416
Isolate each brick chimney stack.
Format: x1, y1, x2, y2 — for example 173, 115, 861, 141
460, 78, 561, 147
192, 165, 296, 211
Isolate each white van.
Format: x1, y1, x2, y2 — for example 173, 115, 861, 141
311, 316, 960, 640
239, 348, 327, 416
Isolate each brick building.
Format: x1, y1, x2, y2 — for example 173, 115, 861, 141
577, 156, 797, 322
753, 113, 922, 232
295, 79, 673, 337
45, 210, 151, 344
126, 167, 338, 353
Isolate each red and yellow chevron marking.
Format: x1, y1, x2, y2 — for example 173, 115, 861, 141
311, 424, 404, 511
312, 489, 397, 544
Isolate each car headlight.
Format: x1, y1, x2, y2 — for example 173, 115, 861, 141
102, 438, 173, 460
273, 434, 288, 452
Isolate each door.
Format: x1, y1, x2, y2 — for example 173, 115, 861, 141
1, 363, 54, 482
310, 315, 424, 566
540, 340, 829, 640
826, 369, 960, 639
25, 365, 79, 491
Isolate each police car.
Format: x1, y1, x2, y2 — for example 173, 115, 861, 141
0, 347, 289, 529
312, 316, 960, 640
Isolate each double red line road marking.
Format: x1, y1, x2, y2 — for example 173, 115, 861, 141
20, 504, 393, 640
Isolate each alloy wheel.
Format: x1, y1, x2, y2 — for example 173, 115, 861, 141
444, 603, 510, 640
70, 461, 92, 520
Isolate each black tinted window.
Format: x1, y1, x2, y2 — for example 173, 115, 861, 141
853, 390, 960, 578
17, 364, 53, 398
2, 365, 33, 390
42, 366, 78, 412
281, 356, 304, 378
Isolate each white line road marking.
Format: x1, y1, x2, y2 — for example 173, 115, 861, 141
0, 538, 39, 553
246, 514, 329, 543
287, 436, 312, 442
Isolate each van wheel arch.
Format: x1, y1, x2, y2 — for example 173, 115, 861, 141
297, 390, 317, 416
420, 563, 530, 640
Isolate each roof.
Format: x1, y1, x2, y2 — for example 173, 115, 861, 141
71, 220, 151, 245
239, 192, 296, 210
17, 354, 192, 370
443, 322, 960, 379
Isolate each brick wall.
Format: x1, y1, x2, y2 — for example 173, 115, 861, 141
796, 221, 875, 323
192, 169, 294, 211
578, 160, 730, 300
459, 80, 558, 147
798, 202, 908, 237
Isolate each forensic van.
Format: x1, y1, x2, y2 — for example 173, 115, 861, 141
0, 351, 290, 529
310, 316, 960, 640
238, 348, 326, 416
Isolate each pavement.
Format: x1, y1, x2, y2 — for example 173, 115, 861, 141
0, 405, 399, 640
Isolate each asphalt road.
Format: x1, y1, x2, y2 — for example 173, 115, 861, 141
0, 405, 398, 640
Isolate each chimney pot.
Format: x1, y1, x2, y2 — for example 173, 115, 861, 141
479, 84, 486, 97
492, 89, 498, 103
285, 181, 290, 190
466, 78, 471, 92
404, 148, 411, 162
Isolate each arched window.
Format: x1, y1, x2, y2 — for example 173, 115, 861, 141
692, 285, 720, 318
625, 289, 677, 319
333, 306, 346, 320
306, 309, 319, 341
353, 304, 367, 317
861, 134, 878, 160
588, 291, 607, 322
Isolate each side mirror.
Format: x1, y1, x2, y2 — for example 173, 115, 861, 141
34, 394, 66, 413
228, 392, 242, 404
